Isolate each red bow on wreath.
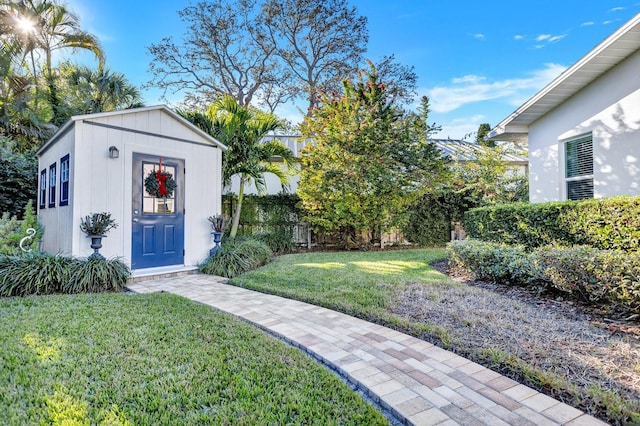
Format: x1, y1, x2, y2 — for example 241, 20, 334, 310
156, 157, 168, 196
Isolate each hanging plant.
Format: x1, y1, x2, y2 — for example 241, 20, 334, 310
144, 168, 176, 198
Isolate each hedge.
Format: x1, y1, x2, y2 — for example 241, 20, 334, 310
463, 196, 640, 251
448, 239, 640, 316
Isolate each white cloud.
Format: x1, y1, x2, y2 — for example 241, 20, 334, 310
424, 63, 567, 113
610, 7, 625, 12
452, 75, 485, 84
548, 34, 567, 43
473, 33, 485, 40
437, 115, 487, 140
536, 33, 566, 43
581, 21, 595, 26
514, 34, 524, 40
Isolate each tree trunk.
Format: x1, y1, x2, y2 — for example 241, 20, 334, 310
229, 175, 245, 238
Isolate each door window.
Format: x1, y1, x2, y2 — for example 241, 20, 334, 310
142, 162, 176, 214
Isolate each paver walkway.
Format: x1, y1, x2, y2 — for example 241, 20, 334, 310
127, 274, 606, 426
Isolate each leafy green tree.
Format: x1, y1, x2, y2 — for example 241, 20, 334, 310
179, 95, 296, 238
402, 144, 528, 246
476, 122, 494, 147
297, 62, 448, 248
0, 136, 37, 216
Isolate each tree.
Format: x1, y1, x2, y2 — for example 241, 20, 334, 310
374, 54, 418, 107
476, 122, 494, 147
0, 4, 54, 149
297, 62, 448, 248
55, 62, 143, 122
179, 95, 296, 238
2, 0, 105, 125
261, 0, 368, 112
147, 0, 282, 109
0, 136, 37, 216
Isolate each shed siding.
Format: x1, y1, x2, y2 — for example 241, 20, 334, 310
38, 128, 75, 256
38, 107, 222, 270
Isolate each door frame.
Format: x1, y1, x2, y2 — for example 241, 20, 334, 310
131, 152, 185, 269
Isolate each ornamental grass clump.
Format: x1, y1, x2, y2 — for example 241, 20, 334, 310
0, 252, 130, 297
200, 237, 272, 278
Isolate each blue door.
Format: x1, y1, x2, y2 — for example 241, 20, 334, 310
132, 153, 185, 269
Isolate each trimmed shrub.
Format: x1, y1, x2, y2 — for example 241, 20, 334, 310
0, 253, 130, 297
448, 239, 538, 286
464, 196, 640, 251
200, 237, 272, 278
448, 239, 640, 316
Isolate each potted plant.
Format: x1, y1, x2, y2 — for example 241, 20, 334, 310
80, 212, 118, 259
207, 214, 226, 256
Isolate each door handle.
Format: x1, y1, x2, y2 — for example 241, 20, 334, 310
133, 218, 139, 223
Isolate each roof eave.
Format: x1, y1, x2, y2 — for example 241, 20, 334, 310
488, 12, 640, 141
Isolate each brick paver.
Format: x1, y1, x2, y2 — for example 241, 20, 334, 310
127, 274, 608, 426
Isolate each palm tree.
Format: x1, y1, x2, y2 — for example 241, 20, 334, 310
56, 63, 143, 121
3, 0, 105, 124
179, 95, 297, 238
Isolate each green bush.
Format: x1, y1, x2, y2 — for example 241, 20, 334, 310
0, 253, 130, 297
448, 239, 640, 316
256, 228, 295, 254
200, 237, 272, 278
0, 200, 43, 255
448, 239, 537, 285
0, 139, 38, 218
464, 196, 640, 251
402, 193, 451, 246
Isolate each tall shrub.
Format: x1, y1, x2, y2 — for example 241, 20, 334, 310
464, 196, 640, 251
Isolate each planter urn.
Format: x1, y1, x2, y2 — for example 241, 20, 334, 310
209, 231, 223, 256
88, 235, 107, 259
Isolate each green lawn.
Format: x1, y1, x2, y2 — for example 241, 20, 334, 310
231, 248, 450, 336
230, 248, 640, 424
0, 292, 388, 425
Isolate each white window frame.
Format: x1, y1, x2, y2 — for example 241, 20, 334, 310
564, 133, 593, 201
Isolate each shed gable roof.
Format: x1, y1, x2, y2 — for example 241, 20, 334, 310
37, 105, 226, 156
488, 12, 640, 143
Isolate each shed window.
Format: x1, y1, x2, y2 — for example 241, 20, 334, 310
48, 163, 56, 208
565, 135, 593, 200
39, 169, 47, 209
60, 154, 70, 206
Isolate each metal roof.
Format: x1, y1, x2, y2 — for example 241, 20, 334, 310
431, 139, 527, 164
488, 12, 640, 143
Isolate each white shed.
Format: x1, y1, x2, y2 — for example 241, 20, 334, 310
36, 105, 226, 276
487, 13, 640, 202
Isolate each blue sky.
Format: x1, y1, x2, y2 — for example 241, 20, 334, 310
65, 0, 640, 139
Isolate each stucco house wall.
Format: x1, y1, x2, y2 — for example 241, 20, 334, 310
37, 106, 225, 273
488, 12, 640, 203
529, 49, 640, 202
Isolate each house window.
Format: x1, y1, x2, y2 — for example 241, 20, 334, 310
48, 163, 56, 208
60, 155, 70, 206
565, 134, 593, 200
39, 169, 47, 209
